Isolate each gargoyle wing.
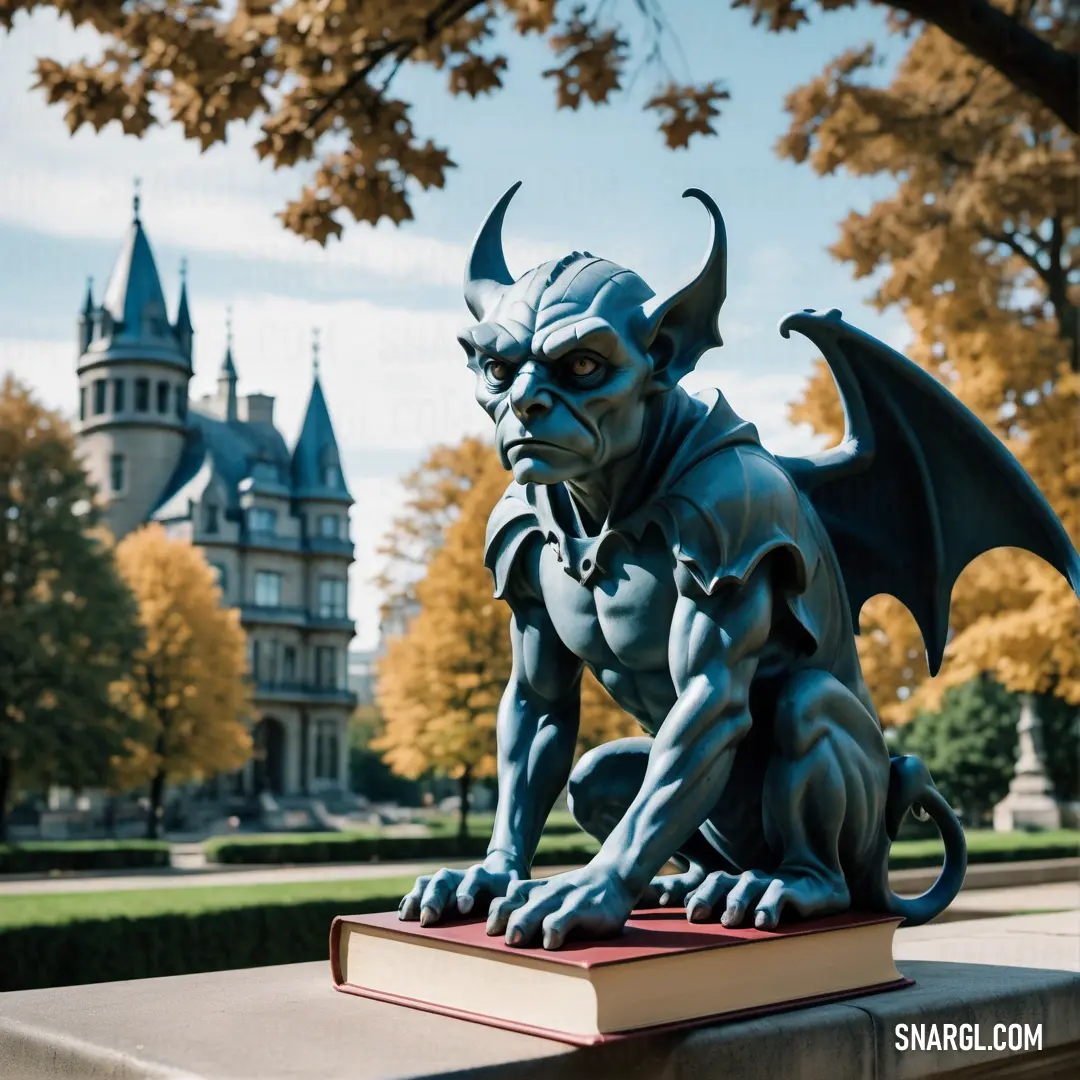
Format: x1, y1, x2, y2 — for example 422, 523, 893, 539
776, 308, 1080, 675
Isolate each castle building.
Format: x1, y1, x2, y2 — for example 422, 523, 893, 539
75, 194, 356, 802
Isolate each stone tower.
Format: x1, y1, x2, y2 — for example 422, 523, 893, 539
76, 187, 193, 539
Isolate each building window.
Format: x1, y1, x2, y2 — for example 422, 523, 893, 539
109, 453, 126, 494
321, 463, 339, 488
203, 503, 220, 534
156, 380, 170, 414
317, 578, 347, 619
248, 507, 277, 535
134, 377, 150, 412
258, 640, 279, 684
315, 646, 338, 689
318, 514, 339, 539
79, 387, 86, 421
209, 562, 228, 597
93, 379, 107, 415
112, 378, 125, 413
254, 570, 282, 608
283, 645, 296, 683
314, 720, 340, 781
175, 386, 186, 420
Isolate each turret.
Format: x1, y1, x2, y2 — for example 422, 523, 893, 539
75, 182, 193, 539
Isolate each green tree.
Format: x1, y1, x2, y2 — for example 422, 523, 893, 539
111, 523, 253, 838
892, 678, 1079, 822
1, 2, 1072, 239
0, 375, 141, 839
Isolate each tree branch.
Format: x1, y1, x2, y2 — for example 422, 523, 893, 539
303, 0, 488, 135
889, 0, 1079, 131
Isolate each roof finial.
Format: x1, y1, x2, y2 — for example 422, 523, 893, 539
179, 257, 188, 284
312, 327, 321, 377
133, 177, 142, 223
226, 305, 233, 349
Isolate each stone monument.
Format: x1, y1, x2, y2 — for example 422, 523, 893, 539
993, 694, 1063, 832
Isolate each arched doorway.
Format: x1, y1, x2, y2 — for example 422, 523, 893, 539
253, 717, 286, 795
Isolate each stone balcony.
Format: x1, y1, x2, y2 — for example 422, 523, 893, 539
253, 681, 357, 707
239, 605, 355, 636
304, 536, 354, 558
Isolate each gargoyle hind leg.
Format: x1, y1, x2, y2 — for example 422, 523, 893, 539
689, 669, 891, 929
566, 736, 738, 908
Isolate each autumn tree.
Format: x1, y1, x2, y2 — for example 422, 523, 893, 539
376, 436, 496, 622
376, 438, 635, 838
1, 2, 1073, 240
780, 7, 1078, 720
111, 523, 252, 838
0, 376, 141, 839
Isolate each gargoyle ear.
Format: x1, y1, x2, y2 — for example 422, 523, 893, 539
640, 189, 727, 392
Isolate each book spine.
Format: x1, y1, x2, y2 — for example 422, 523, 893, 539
329, 916, 345, 986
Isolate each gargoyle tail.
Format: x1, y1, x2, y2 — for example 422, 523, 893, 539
869, 755, 968, 927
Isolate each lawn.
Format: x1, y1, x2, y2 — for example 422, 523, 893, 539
0, 875, 417, 929
890, 829, 1080, 863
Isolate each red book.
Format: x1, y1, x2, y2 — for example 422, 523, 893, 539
330, 908, 910, 1046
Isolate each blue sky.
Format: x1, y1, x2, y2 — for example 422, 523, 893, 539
0, 3, 907, 648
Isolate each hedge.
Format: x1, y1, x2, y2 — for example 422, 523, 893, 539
206, 828, 1079, 870
0, 840, 171, 875
0, 892, 403, 992
204, 832, 602, 866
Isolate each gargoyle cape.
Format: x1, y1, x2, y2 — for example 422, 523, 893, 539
484, 385, 848, 666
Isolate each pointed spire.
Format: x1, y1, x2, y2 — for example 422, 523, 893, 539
174, 259, 193, 363
291, 340, 351, 501
220, 306, 237, 378
100, 182, 175, 353
175, 259, 192, 329
218, 307, 238, 423
78, 276, 95, 355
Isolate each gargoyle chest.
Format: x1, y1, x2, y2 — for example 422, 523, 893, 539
538, 532, 677, 671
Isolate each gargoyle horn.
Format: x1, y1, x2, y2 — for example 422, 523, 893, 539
464, 181, 522, 320
641, 189, 728, 383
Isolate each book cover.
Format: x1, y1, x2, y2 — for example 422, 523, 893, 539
330, 909, 911, 1046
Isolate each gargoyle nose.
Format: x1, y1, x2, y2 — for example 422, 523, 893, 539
509, 365, 553, 422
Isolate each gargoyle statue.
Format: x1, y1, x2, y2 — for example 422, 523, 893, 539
399, 183, 1080, 950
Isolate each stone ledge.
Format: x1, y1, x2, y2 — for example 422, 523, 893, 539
0, 955, 1076, 1080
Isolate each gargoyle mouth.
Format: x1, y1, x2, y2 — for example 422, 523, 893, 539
504, 438, 573, 454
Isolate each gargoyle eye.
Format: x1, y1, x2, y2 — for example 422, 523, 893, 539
483, 358, 514, 387
566, 352, 604, 380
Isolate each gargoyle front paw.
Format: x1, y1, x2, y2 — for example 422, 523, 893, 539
685, 868, 850, 930
641, 866, 708, 909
